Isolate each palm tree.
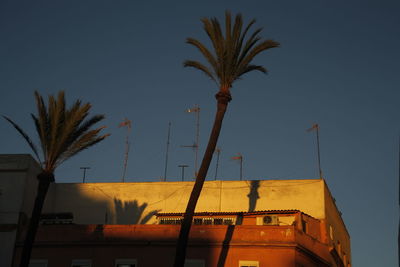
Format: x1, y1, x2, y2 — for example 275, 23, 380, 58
173, 11, 279, 267
3, 91, 109, 267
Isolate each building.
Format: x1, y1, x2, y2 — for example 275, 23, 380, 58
0, 154, 351, 267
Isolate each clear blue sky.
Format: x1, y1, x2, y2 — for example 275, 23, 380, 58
1, 0, 399, 265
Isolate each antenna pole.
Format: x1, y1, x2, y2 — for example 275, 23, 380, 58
195, 104, 200, 177
80, 167, 90, 183
163, 122, 171, 181
187, 105, 200, 177
316, 124, 323, 179
178, 165, 189, 181
119, 118, 132, 183
240, 156, 243, 181
307, 123, 323, 179
231, 153, 243, 181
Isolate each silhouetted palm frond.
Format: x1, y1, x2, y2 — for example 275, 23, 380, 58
185, 10, 279, 91
4, 90, 109, 173
2, 115, 41, 163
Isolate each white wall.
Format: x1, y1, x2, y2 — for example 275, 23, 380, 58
0, 154, 41, 267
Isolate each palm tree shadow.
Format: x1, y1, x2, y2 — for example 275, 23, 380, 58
113, 198, 160, 224
216, 180, 260, 266
247, 180, 260, 212
216, 225, 235, 267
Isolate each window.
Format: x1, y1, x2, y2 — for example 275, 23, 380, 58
40, 212, 73, 225
239, 260, 259, 267
158, 217, 236, 225
71, 259, 91, 267
337, 241, 342, 256
301, 220, 307, 233
193, 218, 203, 225
159, 218, 182, 224
29, 260, 48, 267
203, 218, 213, 225
214, 218, 223, 225
185, 259, 205, 267
223, 218, 234, 225
329, 225, 334, 240
115, 259, 137, 267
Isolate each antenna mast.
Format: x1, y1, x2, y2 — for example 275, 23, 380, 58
307, 123, 323, 179
80, 167, 90, 183
163, 122, 171, 181
232, 153, 243, 180
186, 104, 200, 177
119, 118, 132, 182
178, 164, 189, 181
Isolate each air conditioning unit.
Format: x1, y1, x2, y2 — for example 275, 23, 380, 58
262, 215, 279, 225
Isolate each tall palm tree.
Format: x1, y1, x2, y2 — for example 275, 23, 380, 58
3, 91, 109, 267
173, 11, 279, 267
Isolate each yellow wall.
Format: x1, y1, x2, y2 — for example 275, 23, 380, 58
323, 180, 351, 266
42, 178, 351, 266
43, 179, 326, 225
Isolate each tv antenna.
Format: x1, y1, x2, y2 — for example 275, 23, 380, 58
178, 164, 189, 181
184, 104, 200, 177
163, 122, 172, 181
80, 167, 90, 183
231, 153, 243, 180
214, 147, 221, 180
307, 123, 323, 179
119, 118, 132, 182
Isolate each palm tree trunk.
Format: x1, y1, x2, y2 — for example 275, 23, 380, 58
19, 172, 53, 267
173, 92, 231, 267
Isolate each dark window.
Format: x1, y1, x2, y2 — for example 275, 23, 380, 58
203, 219, 212, 225
193, 218, 203, 225
214, 218, 223, 225
302, 220, 307, 233
223, 219, 233, 225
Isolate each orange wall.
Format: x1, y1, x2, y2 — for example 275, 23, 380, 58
14, 224, 335, 267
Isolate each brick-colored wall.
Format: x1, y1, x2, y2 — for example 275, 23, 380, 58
14, 224, 334, 267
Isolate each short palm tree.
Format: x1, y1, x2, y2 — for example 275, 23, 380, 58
173, 11, 279, 267
3, 91, 109, 267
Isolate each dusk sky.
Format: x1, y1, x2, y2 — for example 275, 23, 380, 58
1, 0, 399, 266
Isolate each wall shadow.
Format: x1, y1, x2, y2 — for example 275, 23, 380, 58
247, 180, 260, 212
113, 198, 160, 224
216, 225, 235, 267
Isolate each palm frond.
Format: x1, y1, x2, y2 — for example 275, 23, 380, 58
34, 91, 50, 161
186, 38, 218, 73
7, 91, 109, 173
202, 18, 224, 64
185, 11, 279, 93
237, 28, 262, 66
184, 60, 217, 84
46, 102, 91, 169
2, 115, 42, 164
237, 64, 267, 78
237, 40, 280, 77
48, 91, 66, 163
225, 10, 232, 44
56, 132, 110, 168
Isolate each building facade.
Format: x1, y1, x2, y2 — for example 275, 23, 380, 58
0, 155, 351, 267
